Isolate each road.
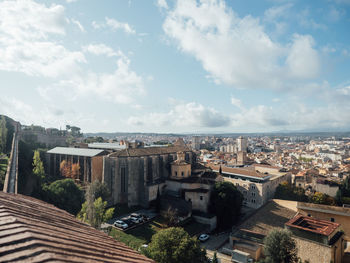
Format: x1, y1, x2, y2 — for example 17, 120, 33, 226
200, 232, 232, 263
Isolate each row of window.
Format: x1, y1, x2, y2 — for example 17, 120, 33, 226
175, 171, 190, 177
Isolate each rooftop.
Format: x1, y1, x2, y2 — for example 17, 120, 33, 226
297, 202, 350, 217
208, 164, 270, 180
285, 215, 340, 237
47, 147, 107, 157
109, 145, 190, 157
233, 200, 298, 237
0, 192, 154, 263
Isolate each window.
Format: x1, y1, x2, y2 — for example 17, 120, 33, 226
181, 171, 184, 177
307, 214, 311, 217
200, 196, 203, 200
121, 167, 126, 193
188, 198, 191, 202
251, 199, 256, 203
175, 171, 177, 176
331, 218, 335, 222
243, 191, 247, 195
251, 192, 256, 197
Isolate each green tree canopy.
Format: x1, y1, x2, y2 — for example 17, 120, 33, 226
209, 181, 243, 229
44, 179, 84, 215
77, 197, 114, 229
263, 229, 298, 263
77, 180, 113, 229
147, 227, 207, 263
86, 180, 110, 201
274, 182, 308, 202
32, 150, 45, 183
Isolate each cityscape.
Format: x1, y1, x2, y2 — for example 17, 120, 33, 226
1, 1, 350, 263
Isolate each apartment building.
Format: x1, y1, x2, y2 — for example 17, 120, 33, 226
209, 164, 291, 209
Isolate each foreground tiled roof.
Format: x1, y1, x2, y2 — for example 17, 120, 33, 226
0, 192, 155, 263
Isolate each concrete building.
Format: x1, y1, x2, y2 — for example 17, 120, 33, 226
192, 136, 201, 151
237, 136, 248, 152
209, 164, 291, 209
46, 147, 107, 182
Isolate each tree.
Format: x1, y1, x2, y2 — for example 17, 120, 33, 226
147, 227, 207, 263
274, 182, 308, 202
209, 181, 243, 229
219, 165, 222, 175
60, 160, 72, 178
44, 179, 84, 215
32, 150, 45, 184
71, 163, 80, 180
310, 192, 326, 204
212, 252, 218, 263
77, 197, 114, 229
87, 180, 110, 201
263, 229, 298, 263
0, 116, 7, 154
77, 180, 113, 229
163, 207, 179, 227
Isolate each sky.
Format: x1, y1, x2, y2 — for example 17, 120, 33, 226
0, 0, 350, 134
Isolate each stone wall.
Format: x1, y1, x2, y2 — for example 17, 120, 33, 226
192, 214, 217, 231
293, 235, 342, 263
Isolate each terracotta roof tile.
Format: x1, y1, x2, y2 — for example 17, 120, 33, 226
0, 192, 155, 263
109, 145, 190, 157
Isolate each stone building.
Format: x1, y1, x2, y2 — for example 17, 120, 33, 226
102, 144, 195, 207
297, 202, 350, 249
209, 164, 291, 209
285, 215, 344, 263
230, 199, 346, 263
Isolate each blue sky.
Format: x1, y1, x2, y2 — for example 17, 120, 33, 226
0, 0, 350, 133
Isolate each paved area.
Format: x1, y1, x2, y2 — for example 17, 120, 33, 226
103, 209, 157, 229
207, 250, 232, 263
200, 232, 230, 251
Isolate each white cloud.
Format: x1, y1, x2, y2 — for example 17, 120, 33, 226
264, 3, 293, 22
83, 43, 118, 57
286, 34, 320, 79
157, 0, 169, 9
162, 0, 321, 90
71, 18, 85, 32
128, 101, 230, 128
40, 53, 145, 105
92, 17, 136, 34
0, 0, 86, 78
230, 96, 243, 109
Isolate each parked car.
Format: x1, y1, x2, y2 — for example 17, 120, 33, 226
114, 220, 128, 229
198, 234, 210, 242
130, 216, 142, 224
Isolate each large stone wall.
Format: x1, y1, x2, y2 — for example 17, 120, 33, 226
103, 150, 194, 207
293, 236, 342, 263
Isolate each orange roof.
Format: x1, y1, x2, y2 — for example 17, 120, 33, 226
285, 215, 340, 237
0, 192, 154, 263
